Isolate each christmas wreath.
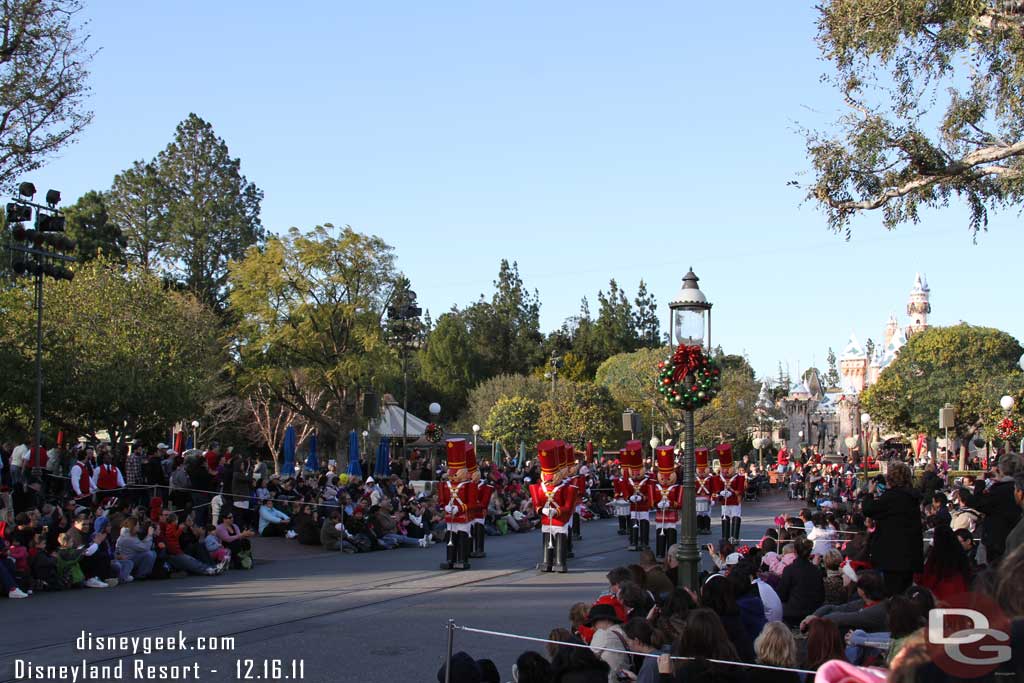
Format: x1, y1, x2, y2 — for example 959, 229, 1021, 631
425, 423, 443, 443
656, 344, 722, 411
997, 417, 1019, 440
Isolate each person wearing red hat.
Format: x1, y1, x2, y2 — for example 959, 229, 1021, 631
695, 447, 715, 535
438, 439, 478, 570
652, 446, 683, 559
612, 451, 632, 537
716, 443, 745, 542
625, 440, 653, 552
529, 440, 577, 572
468, 447, 493, 559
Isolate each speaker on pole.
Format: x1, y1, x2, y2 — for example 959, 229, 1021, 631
363, 392, 379, 418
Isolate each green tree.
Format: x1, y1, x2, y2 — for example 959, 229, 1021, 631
824, 348, 841, 389
0, 0, 92, 189
107, 161, 168, 273
633, 279, 661, 348
862, 324, 1024, 447
806, 1, 1024, 235
595, 347, 678, 440
156, 114, 264, 308
63, 190, 126, 263
462, 260, 543, 376
461, 373, 548, 433
537, 381, 620, 448
228, 224, 397, 455
0, 258, 221, 445
484, 396, 540, 451
418, 312, 484, 417
865, 338, 876, 361
595, 279, 639, 360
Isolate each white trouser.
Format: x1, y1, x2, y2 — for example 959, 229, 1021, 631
541, 524, 569, 535
631, 510, 652, 521
446, 522, 471, 533
721, 504, 741, 517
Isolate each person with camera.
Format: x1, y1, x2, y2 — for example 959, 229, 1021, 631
861, 461, 923, 597
957, 452, 1022, 566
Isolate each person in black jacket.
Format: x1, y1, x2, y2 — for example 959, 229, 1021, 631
862, 461, 923, 597
776, 538, 825, 627
958, 453, 1022, 567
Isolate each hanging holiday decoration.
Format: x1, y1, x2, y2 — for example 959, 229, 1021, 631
656, 343, 722, 411
997, 417, 1019, 441
425, 422, 444, 443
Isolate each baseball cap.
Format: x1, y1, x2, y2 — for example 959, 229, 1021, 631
157, 443, 169, 450
725, 552, 742, 566
366, 477, 375, 483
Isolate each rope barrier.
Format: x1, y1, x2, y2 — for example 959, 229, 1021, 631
451, 623, 821, 675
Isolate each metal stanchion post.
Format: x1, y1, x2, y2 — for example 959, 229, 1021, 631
445, 619, 455, 683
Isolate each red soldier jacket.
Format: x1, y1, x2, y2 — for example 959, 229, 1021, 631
628, 476, 654, 512
718, 473, 745, 506
529, 481, 577, 527
653, 483, 684, 524
613, 476, 632, 501
696, 472, 717, 499
571, 474, 588, 498
473, 483, 495, 519
438, 480, 478, 525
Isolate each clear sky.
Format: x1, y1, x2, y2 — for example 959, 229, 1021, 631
33, 1, 1024, 380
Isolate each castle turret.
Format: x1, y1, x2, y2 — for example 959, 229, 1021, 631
839, 333, 869, 394
906, 273, 931, 337
884, 313, 900, 348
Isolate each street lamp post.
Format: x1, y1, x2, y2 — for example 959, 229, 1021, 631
472, 424, 480, 454
668, 268, 712, 591
191, 420, 199, 449
860, 412, 871, 487
429, 403, 441, 474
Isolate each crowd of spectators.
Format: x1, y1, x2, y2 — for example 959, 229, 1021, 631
438, 454, 1024, 683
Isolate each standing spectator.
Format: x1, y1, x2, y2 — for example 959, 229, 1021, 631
10, 439, 28, 488
187, 453, 214, 527
958, 452, 1022, 566
776, 538, 825, 627
91, 453, 126, 498
124, 446, 145, 504
862, 461, 924, 596
1003, 469, 1024, 555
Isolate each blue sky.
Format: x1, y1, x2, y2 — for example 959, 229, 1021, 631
34, 2, 1024, 379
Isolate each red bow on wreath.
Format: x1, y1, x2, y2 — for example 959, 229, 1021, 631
998, 417, 1018, 439
671, 345, 704, 382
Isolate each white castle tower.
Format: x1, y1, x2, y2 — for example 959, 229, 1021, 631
906, 273, 931, 337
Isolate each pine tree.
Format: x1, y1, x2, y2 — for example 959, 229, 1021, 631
825, 347, 841, 389
632, 279, 661, 348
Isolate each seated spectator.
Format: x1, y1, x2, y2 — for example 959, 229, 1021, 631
159, 513, 224, 575
701, 574, 755, 663
803, 617, 846, 670
803, 569, 888, 634
114, 516, 157, 579
585, 603, 630, 682
551, 640, 611, 683
65, 511, 113, 588
822, 548, 847, 605
203, 525, 230, 564
215, 511, 255, 567
28, 533, 59, 591
512, 651, 551, 683
650, 588, 697, 646
259, 498, 290, 537
726, 561, 767, 645
292, 505, 321, 545
753, 621, 801, 683
667, 608, 744, 682
913, 524, 970, 602
435, 651, 480, 683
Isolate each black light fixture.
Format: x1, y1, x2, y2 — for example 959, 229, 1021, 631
18, 182, 36, 198
45, 189, 61, 207
6, 202, 32, 223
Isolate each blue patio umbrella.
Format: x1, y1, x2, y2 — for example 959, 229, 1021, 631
281, 425, 296, 476
347, 430, 362, 478
185, 435, 194, 451
305, 432, 319, 472
375, 437, 390, 477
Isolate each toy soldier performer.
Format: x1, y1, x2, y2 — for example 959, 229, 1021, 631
530, 440, 577, 573
568, 445, 586, 543
438, 439, 478, 570
613, 451, 631, 536
653, 445, 683, 559
625, 440, 652, 552
694, 447, 715, 535
470, 448, 493, 559
716, 443, 745, 543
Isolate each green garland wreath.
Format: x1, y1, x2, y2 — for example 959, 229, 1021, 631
657, 344, 722, 411
425, 422, 444, 443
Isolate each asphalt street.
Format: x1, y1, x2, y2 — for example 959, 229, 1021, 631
0, 494, 795, 683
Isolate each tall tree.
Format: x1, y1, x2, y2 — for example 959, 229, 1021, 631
63, 190, 126, 263
806, 1, 1024, 236
0, 0, 92, 189
483, 396, 540, 453
595, 279, 639, 359
229, 224, 397, 454
633, 279, 661, 348
156, 114, 264, 308
824, 347, 841, 389
537, 381, 620, 448
107, 161, 169, 273
461, 374, 549, 433
862, 324, 1023, 448
463, 260, 542, 376
418, 311, 484, 417
0, 258, 221, 445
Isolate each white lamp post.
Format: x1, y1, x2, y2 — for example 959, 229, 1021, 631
1000, 395, 1015, 411
472, 424, 480, 453
190, 420, 199, 449
649, 436, 661, 451
859, 412, 871, 484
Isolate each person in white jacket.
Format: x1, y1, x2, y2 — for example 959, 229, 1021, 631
586, 603, 632, 683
